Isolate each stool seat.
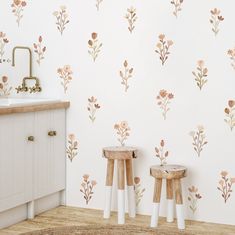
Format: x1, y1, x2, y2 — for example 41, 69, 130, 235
150, 165, 187, 179
103, 146, 137, 160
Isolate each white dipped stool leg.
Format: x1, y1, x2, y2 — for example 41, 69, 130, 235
150, 202, 160, 227
166, 179, 174, 222
126, 159, 136, 218
104, 186, 112, 218
27, 201, 34, 219
117, 160, 125, 224
127, 185, 136, 217
174, 178, 185, 230
150, 178, 162, 228
104, 159, 114, 219
176, 204, 185, 229
118, 189, 125, 224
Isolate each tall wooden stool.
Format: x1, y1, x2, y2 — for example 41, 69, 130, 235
150, 165, 187, 230
102, 146, 137, 224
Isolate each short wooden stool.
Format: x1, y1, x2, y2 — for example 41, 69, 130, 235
150, 165, 187, 230
102, 146, 137, 224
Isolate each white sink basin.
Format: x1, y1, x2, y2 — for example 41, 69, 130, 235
0, 98, 60, 107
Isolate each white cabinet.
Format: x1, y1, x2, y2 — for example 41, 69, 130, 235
34, 109, 66, 199
0, 108, 66, 219
0, 113, 34, 212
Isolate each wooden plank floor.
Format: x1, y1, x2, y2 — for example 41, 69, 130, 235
0, 206, 235, 235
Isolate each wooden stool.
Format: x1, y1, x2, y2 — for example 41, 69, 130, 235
102, 146, 137, 224
150, 165, 187, 230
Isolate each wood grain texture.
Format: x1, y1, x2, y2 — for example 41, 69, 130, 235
153, 178, 162, 203
150, 165, 187, 179
0, 102, 70, 115
103, 146, 137, 160
174, 179, 183, 205
105, 159, 114, 186
117, 160, 125, 190
0, 206, 235, 235
166, 179, 173, 200
125, 159, 134, 186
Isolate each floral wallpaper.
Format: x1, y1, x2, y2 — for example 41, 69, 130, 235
1, 0, 235, 225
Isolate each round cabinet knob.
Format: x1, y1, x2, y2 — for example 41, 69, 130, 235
28, 136, 34, 142
48, 131, 57, 136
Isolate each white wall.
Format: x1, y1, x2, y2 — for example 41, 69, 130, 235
0, 0, 235, 225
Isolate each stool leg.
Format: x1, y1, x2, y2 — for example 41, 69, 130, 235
117, 159, 125, 224
125, 159, 136, 218
150, 178, 162, 228
104, 159, 114, 219
174, 179, 185, 230
166, 179, 174, 222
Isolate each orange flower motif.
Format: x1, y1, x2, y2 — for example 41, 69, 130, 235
80, 174, 97, 205
119, 60, 134, 92
188, 185, 202, 213
11, 0, 27, 26
218, 171, 235, 203
87, 96, 101, 123
224, 100, 235, 131
157, 89, 174, 120
66, 133, 78, 162
88, 32, 102, 62
210, 8, 224, 36
57, 65, 73, 93
155, 139, 169, 165
125, 6, 137, 33
227, 47, 235, 70
155, 34, 173, 65
114, 121, 131, 146
0, 76, 12, 97
0, 31, 9, 60
192, 60, 208, 90
170, 0, 184, 18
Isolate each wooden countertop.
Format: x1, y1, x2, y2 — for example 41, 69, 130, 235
0, 101, 70, 115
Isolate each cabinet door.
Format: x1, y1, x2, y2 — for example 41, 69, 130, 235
0, 113, 34, 212
34, 109, 66, 199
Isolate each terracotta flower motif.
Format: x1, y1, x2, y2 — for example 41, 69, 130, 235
125, 7, 137, 33
57, 65, 73, 93
155, 140, 169, 166
156, 89, 174, 120
80, 174, 97, 205
189, 125, 208, 157
66, 134, 78, 162
0, 76, 12, 97
134, 177, 145, 207
87, 96, 101, 123
155, 34, 173, 65
224, 100, 235, 131
227, 47, 235, 70
170, 0, 183, 18
192, 60, 208, 90
96, 0, 103, 11
188, 186, 202, 214
217, 171, 235, 203
88, 32, 102, 62
210, 8, 224, 36
0, 32, 9, 60
11, 0, 27, 27
33, 36, 46, 66
119, 60, 134, 92
53, 6, 69, 35
114, 121, 130, 146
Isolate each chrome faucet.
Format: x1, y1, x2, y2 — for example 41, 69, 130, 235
12, 46, 42, 93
